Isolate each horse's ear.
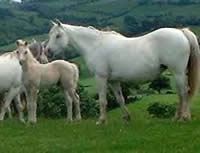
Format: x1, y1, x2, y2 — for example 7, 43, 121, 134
32, 38, 37, 43
24, 41, 28, 46
50, 20, 56, 26
55, 19, 62, 26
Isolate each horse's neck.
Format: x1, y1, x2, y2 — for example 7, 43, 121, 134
66, 25, 101, 55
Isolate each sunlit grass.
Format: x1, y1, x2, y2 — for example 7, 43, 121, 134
1, 94, 200, 153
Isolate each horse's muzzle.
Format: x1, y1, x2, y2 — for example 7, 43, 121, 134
19, 61, 23, 66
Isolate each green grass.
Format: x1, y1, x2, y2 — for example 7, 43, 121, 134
1, 94, 200, 153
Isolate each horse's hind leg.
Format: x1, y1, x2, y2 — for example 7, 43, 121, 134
7, 106, 12, 119
175, 72, 191, 120
109, 82, 131, 121
64, 90, 73, 122
0, 87, 20, 120
14, 94, 25, 123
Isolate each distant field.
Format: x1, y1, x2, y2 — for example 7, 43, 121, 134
1, 94, 200, 153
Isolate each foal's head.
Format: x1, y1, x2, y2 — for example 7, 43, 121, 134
16, 40, 32, 65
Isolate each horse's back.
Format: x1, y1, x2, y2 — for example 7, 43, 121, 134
148, 28, 190, 72
99, 28, 190, 81
0, 55, 22, 90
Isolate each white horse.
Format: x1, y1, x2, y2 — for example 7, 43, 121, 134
16, 40, 81, 123
46, 20, 200, 124
0, 51, 24, 122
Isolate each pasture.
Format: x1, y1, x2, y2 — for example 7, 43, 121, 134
1, 94, 200, 153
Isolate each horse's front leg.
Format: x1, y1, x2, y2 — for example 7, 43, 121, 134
14, 94, 25, 123
0, 87, 20, 121
64, 90, 73, 122
95, 75, 108, 125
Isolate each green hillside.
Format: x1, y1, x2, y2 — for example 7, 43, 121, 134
1, 0, 200, 52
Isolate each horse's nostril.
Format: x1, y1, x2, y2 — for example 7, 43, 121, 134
46, 48, 53, 57
19, 61, 23, 66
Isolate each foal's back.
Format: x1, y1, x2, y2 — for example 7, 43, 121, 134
39, 60, 77, 88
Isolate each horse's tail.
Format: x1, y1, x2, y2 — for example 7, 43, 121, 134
72, 63, 79, 89
181, 28, 200, 99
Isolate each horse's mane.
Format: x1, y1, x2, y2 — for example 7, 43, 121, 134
87, 26, 123, 36
0, 51, 16, 59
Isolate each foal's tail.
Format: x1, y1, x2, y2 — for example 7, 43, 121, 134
72, 63, 79, 89
181, 28, 200, 99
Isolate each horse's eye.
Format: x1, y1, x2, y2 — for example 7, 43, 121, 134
56, 34, 61, 39
16, 51, 19, 54
25, 51, 28, 54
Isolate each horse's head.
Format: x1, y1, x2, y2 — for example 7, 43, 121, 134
16, 40, 31, 65
46, 19, 70, 55
29, 40, 49, 64
39, 48, 49, 64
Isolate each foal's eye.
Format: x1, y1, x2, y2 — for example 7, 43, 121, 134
24, 51, 28, 54
56, 34, 61, 39
16, 51, 19, 54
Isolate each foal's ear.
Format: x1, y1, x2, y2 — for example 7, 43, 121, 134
16, 40, 20, 46
16, 39, 23, 47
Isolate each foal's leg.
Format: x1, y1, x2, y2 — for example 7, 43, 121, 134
175, 72, 190, 120
109, 82, 131, 121
0, 87, 20, 120
26, 88, 38, 124
64, 90, 73, 121
14, 94, 25, 123
95, 75, 108, 125
69, 90, 81, 121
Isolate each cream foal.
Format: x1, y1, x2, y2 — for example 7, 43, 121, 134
16, 40, 81, 123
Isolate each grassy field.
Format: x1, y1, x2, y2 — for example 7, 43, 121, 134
1, 94, 200, 153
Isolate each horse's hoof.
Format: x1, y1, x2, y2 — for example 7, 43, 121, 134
96, 119, 107, 125
75, 115, 82, 121
20, 119, 26, 124
174, 113, 191, 121
27, 120, 37, 125
66, 119, 73, 123
122, 114, 131, 121
180, 114, 191, 121
0, 116, 4, 121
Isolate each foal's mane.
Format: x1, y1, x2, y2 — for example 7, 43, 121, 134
27, 49, 39, 64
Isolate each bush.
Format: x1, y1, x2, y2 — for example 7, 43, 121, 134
37, 83, 99, 119
149, 75, 171, 93
36, 82, 142, 119
78, 84, 99, 118
147, 102, 176, 118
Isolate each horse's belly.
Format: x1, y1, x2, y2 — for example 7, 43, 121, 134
110, 64, 160, 83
